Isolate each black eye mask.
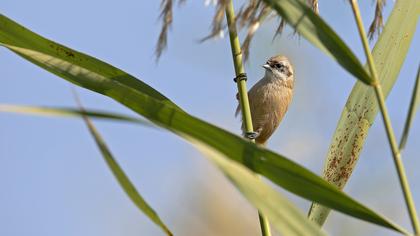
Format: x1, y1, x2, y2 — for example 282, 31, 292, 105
271, 62, 286, 74
274, 63, 284, 69
267, 60, 293, 77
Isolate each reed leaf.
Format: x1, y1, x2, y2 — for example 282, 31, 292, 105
0, 102, 323, 235
75, 100, 172, 236
0, 14, 408, 233
0, 104, 152, 126
308, 0, 419, 225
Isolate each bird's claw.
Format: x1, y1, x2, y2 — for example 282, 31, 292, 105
245, 131, 259, 140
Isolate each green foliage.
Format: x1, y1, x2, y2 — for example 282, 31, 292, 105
1, 0, 419, 233
79, 109, 172, 236
0, 104, 152, 126
0, 13, 408, 234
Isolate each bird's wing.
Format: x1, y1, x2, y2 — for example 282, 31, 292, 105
235, 79, 261, 118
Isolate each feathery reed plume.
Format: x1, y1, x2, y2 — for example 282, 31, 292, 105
367, 0, 386, 40
241, 6, 271, 61
155, 0, 174, 60
155, 0, 321, 61
200, 0, 229, 42
272, 18, 286, 41
237, 0, 260, 29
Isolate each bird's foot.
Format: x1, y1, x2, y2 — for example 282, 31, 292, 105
245, 131, 259, 140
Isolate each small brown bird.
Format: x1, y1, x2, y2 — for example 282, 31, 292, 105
236, 55, 294, 145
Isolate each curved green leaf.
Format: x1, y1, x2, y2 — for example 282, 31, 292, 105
79, 107, 172, 236
0, 104, 153, 126
262, 0, 372, 85
0, 16, 180, 111
0, 14, 408, 234
2, 104, 326, 235
308, 0, 420, 226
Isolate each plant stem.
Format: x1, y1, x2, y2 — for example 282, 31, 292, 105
350, 0, 420, 234
225, 1, 253, 133
225, 1, 271, 236
373, 85, 420, 235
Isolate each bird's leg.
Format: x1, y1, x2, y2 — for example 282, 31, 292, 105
245, 128, 261, 140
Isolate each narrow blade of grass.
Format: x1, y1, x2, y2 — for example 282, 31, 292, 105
0, 14, 408, 234
78, 105, 172, 236
0, 104, 152, 126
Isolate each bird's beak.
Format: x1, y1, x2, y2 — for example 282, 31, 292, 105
262, 64, 270, 70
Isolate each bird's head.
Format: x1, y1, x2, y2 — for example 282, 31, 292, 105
262, 55, 294, 81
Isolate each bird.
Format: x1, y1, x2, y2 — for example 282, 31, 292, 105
236, 55, 294, 145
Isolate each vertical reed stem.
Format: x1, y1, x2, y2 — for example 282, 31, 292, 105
225, 2, 253, 133
225, 1, 271, 236
350, 1, 420, 234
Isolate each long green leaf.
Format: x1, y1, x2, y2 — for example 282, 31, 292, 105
308, 0, 420, 225
0, 14, 408, 234
194, 142, 326, 236
78, 106, 172, 236
0, 101, 326, 235
399, 65, 420, 151
0, 104, 152, 126
262, 0, 373, 85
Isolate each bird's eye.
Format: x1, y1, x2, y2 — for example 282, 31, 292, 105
274, 63, 284, 70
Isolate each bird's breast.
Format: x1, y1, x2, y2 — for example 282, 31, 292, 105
248, 81, 293, 144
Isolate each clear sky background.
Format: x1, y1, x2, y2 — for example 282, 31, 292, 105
1, 1, 419, 236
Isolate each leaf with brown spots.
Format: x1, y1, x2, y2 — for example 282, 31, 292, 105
308, 0, 420, 226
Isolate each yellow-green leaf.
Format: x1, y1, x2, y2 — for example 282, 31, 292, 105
308, 0, 420, 225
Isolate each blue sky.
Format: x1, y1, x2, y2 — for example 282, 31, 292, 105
1, 1, 419, 235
